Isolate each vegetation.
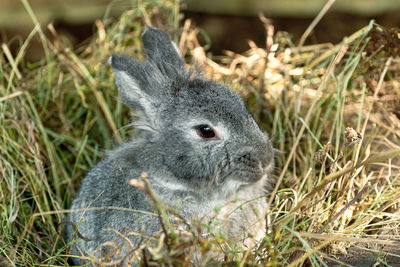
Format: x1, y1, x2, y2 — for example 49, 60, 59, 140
1, 0, 399, 265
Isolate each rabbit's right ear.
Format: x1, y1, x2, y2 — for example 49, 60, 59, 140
141, 27, 184, 72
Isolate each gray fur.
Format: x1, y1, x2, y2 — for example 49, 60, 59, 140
65, 27, 274, 265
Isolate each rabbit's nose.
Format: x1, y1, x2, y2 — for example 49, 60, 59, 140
237, 152, 259, 168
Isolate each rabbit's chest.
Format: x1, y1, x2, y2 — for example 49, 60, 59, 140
192, 181, 268, 245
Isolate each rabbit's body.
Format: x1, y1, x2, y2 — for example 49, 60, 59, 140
66, 27, 274, 265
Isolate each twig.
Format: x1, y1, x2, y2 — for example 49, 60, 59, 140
276, 148, 400, 231
298, 0, 337, 47
0, 91, 23, 102
257, 13, 274, 92
266, 44, 348, 215
298, 233, 399, 246
289, 182, 370, 263
355, 57, 393, 163
1, 44, 22, 80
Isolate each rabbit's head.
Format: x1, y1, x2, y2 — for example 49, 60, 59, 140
109, 27, 273, 193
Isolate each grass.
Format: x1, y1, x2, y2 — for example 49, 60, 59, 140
1, 0, 400, 266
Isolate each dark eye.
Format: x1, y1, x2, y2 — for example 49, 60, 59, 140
195, 124, 216, 139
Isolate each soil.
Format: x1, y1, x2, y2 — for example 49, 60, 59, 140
325, 246, 400, 267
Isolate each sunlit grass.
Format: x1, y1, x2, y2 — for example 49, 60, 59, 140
1, 0, 399, 266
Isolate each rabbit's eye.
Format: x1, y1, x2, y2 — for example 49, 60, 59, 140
195, 124, 216, 139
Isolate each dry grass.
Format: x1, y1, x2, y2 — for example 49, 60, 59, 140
1, 0, 400, 266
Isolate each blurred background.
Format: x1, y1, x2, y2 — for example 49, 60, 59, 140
1, 0, 400, 62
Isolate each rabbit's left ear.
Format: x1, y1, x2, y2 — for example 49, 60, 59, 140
141, 27, 184, 73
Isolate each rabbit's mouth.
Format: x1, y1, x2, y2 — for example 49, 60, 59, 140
217, 162, 265, 185
236, 167, 265, 183
213, 166, 262, 187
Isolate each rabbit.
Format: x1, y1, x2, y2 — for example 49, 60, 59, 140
65, 27, 274, 265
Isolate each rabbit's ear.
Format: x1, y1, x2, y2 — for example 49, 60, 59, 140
109, 54, 162, 131
141, 27, 184, 73
109, 29, 185, 131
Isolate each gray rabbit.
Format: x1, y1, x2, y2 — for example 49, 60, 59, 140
65, 27, 274, 265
